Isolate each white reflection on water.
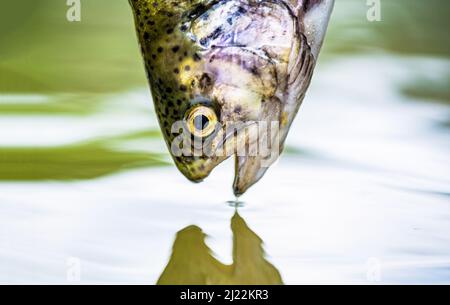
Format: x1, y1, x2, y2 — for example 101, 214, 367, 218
0, 95, 50, 104
0, 91, 158, 147
0, 54, 449, 284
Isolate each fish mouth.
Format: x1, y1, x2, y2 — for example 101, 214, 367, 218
204, 120, 280, 197
233, 155, 271, 197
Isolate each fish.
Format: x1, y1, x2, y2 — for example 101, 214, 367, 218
129, 0, 334, 196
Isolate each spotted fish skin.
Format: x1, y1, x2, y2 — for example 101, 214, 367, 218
129, 0, 334, 195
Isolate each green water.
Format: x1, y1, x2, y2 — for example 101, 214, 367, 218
0, 1, 156, 180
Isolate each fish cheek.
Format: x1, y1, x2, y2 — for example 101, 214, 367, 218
214, 85, 263, 123
210, 70, 272, 123
205, 53, 278, 123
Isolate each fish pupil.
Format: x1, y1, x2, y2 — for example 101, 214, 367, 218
194, 115, 209, 131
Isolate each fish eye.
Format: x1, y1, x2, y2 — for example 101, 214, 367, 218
186, 106, 218, 138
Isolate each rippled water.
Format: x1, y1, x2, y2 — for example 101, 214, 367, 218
0, 0, 449, 284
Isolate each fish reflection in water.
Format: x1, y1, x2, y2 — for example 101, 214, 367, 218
157, 211, 282, 285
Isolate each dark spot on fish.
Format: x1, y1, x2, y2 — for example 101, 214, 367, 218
199, 38, 208, 47
237, 7, 247, 15
199, 26, 224, 47
304, 0, 323, 11
193, 53, 202, 62
199, 73, 213, 89
250, 66, 259, 76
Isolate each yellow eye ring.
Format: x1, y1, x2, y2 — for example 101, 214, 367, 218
186, 106, 218, 138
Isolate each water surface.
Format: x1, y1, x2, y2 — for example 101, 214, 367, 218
0, 0, 449, 284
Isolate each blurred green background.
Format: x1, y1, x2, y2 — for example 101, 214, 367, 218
0, 0, 449, 181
